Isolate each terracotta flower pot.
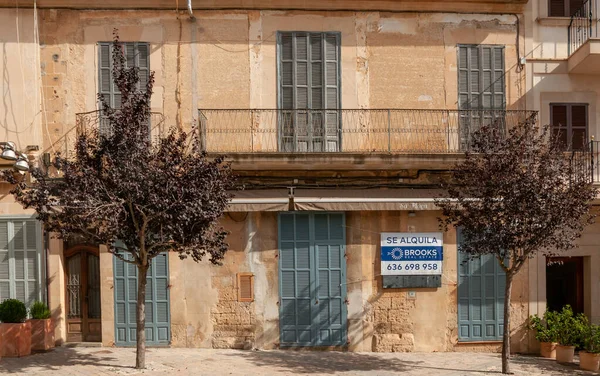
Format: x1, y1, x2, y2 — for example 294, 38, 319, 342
556, 344, 575, 363
0, 321, 32, 357
540, 342, 557, 359
30, 319, 54, 351
580, 351, 600, 372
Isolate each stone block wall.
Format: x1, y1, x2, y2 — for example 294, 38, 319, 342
210, 275, 256, 349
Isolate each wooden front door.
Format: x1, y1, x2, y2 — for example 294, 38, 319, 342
66, 247, 102, 342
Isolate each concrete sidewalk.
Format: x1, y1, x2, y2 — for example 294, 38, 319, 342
0, 347, 592, 375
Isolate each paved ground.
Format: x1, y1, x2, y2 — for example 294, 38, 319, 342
0, 347, 594, 375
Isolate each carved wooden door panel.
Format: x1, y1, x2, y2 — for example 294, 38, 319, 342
66, 247, 101, 342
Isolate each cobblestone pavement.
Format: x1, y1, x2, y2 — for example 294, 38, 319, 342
0, 347, 594, 375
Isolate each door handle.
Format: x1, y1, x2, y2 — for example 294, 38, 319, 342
315, 299, 319, 305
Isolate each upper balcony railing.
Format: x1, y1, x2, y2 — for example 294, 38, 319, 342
198, 109, 536, 154
569, 0, 596, 55
68, 110, 165, 158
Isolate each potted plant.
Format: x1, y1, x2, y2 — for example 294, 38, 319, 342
529, 310, 559, 359
0, 299, 31, 357
555, 305, 586, 363
580, 324, 600, 371
29, 301, 54, 351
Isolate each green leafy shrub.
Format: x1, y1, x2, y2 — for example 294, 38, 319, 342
529, 310, 559, 343
555, 305, 588, 347
30, 301, 51, 320
582, 324, 600, 353
0, 299, 27, 323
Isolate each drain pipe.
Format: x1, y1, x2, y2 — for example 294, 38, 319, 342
187, 0, 195, 19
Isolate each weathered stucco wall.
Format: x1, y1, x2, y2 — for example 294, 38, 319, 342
0, 9, 42, 152
169, 210, 530, 352
8, 9, 526, 154
6, 6, 534, 351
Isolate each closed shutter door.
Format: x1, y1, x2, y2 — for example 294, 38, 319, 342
0, 220, 42, 305
279, 213, 347, 347
114, 252, 170, 346
457, 230, 506, 342
98, 42, 150, 136
279, 32, 340, 152
458, 45, 505, 149
313, 213, 345, 345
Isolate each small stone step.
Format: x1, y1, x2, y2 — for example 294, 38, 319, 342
62, 342, 103, 348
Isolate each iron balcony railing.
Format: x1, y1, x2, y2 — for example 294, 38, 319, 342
568, 0, 596, 55
68, 110, 165, 157
589, 141, 600, 182
197, 109, 537, 154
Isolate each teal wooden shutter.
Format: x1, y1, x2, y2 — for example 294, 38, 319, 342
98, 42, 150, 136
278, 32, 340, 152
114, 251, 170, 346
457, 230, 506, 341
458, 45, 505, 149
313, 213, 346, 345
279, 213, 313, 345
0, 222, 9, 301
0, 220, 42, 305
279, 213, 346, 347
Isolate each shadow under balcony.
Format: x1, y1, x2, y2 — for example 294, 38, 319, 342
567, 0, 600, 74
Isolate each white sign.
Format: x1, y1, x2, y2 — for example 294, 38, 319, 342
380, 232, 443, 276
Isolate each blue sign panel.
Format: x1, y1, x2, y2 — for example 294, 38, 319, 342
380, 232, 444, 276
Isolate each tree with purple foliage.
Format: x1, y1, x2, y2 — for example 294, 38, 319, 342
3, 33, 236, 369
436, 115, 596, 374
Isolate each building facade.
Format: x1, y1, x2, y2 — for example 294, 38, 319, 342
0, 0, 586, 354
524, 0, 600, 352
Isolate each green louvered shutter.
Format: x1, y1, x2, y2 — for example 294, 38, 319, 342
98, 42, 150, 137
457, 230, 506, 341
0, 222, 10, 301
313, 213, 346, 345
0, 220, 42, 305
278, 32, 340, 152
114, 251, 170, 346
458, 45, 505, 150
279, 213, 346, 346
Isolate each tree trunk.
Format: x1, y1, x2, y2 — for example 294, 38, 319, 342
502, 272, 514, 374
135, 263, 149, 369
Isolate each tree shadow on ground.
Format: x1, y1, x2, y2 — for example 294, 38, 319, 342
511, 355, 594, 375
224, 350, 416, 374
223, 350, 509, 374
0, 347, 132, 374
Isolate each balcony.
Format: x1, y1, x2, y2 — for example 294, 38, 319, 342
68, 110, 165, 157
198, 109, 534, 154
198, 109, 536, 176
568, 0, 600, 74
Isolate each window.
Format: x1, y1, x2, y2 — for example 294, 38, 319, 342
98, 42, 150, 136
550, 103, 588, 150
458, 45, 506, 110
278, 32, 341, 152
548, 0, 586, 17
237, 273, 254, 302
0, 219, 43, 306
458, 45, 506, 150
